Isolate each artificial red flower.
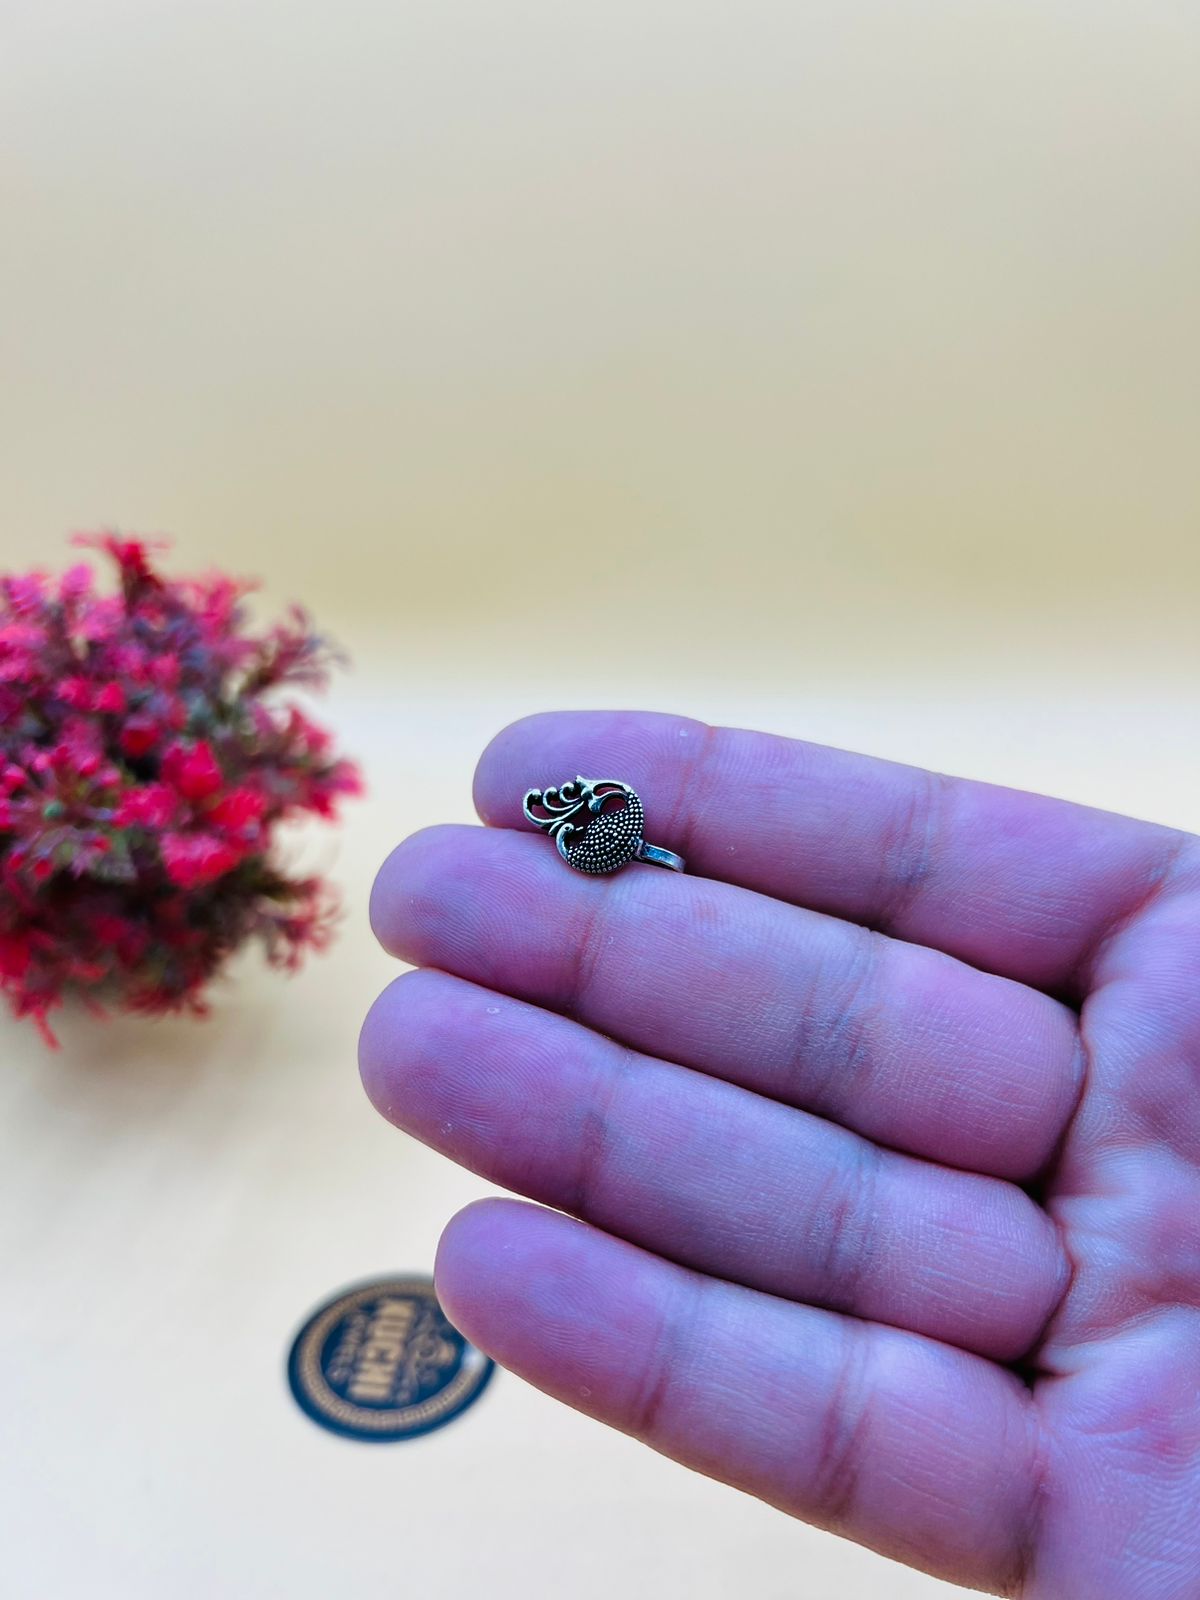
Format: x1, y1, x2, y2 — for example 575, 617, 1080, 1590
163, 739, 223, 803
93, 682, 126, 714
119, 716, 161, 758
89, 913, 149, 964
113, 783, 177, 829
0, 535, 362, 1043
0, 932, 31, 978
59, 677, 96, 710
208, 786, 267, 834
160, 832, 243, 888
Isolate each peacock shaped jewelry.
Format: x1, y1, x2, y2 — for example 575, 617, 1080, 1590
522, 777, 686, 876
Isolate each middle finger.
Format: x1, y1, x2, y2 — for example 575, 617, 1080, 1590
370, 825, 1081, 1180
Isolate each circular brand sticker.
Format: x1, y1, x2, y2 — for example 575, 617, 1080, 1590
287, 1276, 494, 1442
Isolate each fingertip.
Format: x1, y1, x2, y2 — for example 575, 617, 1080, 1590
368, 822, 477, 957
472, 716, 534, 826
472, 709, 700, 830
471, 711, 572, 827
357, 970, 404, 1114
357, 966, 450, 1121
434, 1197, 540, 1341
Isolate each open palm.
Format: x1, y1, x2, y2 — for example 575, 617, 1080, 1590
360, 710, 1200, 1598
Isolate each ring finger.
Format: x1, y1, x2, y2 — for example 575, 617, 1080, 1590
360, 968, 1068, 1360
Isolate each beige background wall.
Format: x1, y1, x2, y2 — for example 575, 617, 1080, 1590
5, 0, 1199, 690
2, 3, 1198, 1597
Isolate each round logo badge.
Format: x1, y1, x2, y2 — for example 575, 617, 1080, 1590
287, 1276, 494, 1442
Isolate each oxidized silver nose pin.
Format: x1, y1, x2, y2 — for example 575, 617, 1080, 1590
523, 777, 686, 876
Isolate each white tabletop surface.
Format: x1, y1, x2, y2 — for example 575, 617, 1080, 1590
4, 673, 1196, 1600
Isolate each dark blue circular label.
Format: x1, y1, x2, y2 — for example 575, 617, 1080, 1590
287, 1276, 494, 1442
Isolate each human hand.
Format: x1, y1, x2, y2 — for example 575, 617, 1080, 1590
360, 710, 1200, 1598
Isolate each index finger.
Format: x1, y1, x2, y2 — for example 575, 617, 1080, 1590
474, 709, 1192, 994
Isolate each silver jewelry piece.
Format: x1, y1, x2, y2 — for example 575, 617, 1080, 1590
522, 777, 685, 876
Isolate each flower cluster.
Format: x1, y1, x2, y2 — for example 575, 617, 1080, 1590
0, 536, 362, 1043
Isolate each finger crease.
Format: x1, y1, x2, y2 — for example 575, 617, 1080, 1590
627, 1277, 702, 1439
873, 768, 952, 936
561, 882, 614, 1018
570, 1046, 634, 1220
1005, 1402, 1055, 1597
808, 1320, 874, 1531
819, 1138, 882, 1315
1070, 830, 1199, 996
794, 930, 885, 1118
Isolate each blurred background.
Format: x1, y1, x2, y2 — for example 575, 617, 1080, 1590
2, 2, 1198, 1596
